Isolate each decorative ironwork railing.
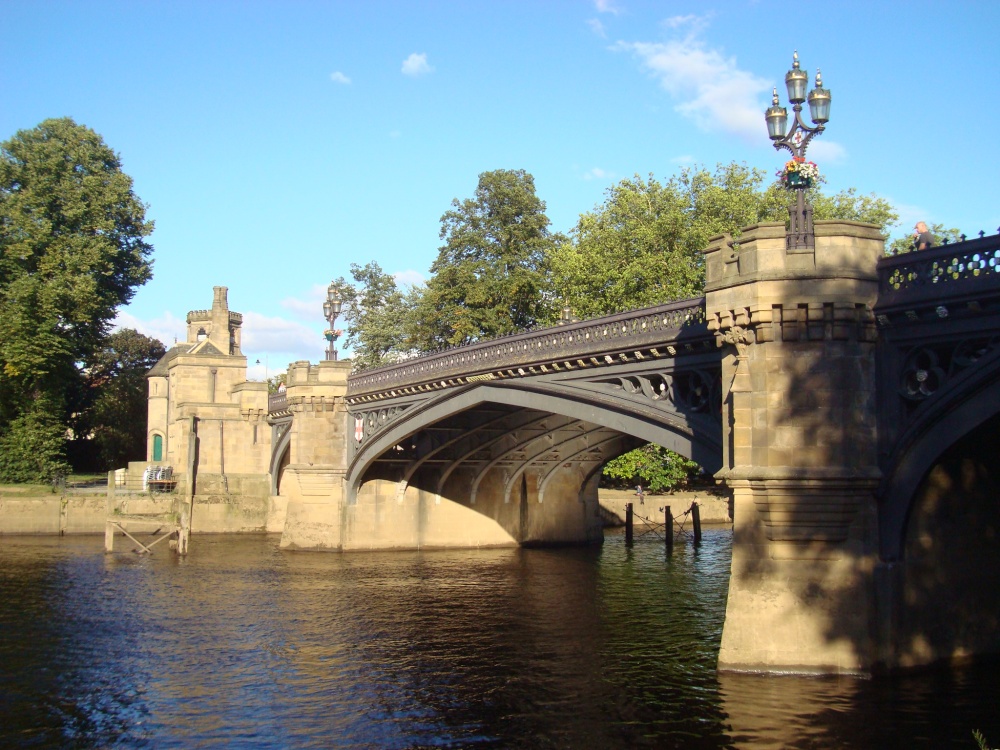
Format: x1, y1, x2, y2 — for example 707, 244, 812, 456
347, 297, 710, 399
268, 392, 288, 413
877, 230, 1000, 308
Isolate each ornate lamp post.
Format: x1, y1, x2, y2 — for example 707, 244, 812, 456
765, 51, 831, 250
323, 282, 343, 361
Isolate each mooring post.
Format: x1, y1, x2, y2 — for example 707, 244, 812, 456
178, 416, 198, 555
691, 501, 702, 544
665, 505, 673, 553
625, 502, 633, 545
104, 470, 115, 553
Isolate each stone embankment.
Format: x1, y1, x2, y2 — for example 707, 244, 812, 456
598, 488, 731, 527
1, 484, 731, 535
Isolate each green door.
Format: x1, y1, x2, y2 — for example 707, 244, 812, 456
152, 434, 163, 462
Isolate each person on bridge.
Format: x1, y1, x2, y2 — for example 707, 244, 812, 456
914, 221, 936, 250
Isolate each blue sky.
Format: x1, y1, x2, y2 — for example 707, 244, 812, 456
3, 0, 998, 379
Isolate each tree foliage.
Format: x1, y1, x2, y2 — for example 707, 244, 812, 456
887, 221, 963, 255
0, 399, 70, 483
341, 262, 412, 370
77, 329, 166, 471
552, 163, 900, 319
408, 169, 563, 349
0, 118, 154, 476
601, 443, 700, 493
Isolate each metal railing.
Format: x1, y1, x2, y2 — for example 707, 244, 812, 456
346, 297, 710, 399
268, 392, 288, 413
877, 230, 1000, 310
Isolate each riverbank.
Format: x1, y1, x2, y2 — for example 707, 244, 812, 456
1, 484, 731, 535
598, 487, 732, 526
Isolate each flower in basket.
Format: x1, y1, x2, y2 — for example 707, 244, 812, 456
777, 157, 819, 186
324, 328, 344, 341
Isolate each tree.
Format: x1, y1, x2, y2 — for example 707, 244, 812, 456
552, 164, 789, 319
810, 185, 898, 231
0, 398, 70, 483
341, 262, 413, 371
553, 163, 901, 320
887, 221, 963, 255
408, 169, 563, 349
76, 329, 166, 471
0, 118, 153, 477
266, 373, 286, 394
601, 443, 700, 493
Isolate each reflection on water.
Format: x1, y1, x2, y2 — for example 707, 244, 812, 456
0, 531, 997, 748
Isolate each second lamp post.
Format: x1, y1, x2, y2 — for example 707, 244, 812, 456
323, 282, 343, 361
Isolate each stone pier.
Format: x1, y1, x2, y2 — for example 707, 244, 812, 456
705, 220, 884, 673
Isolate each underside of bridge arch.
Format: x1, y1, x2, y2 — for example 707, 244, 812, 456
344, 383, 721, 548
879, 411, 1000, 668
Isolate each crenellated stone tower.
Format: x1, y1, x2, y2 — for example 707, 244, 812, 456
704, 220, 885, 673
145, 287, 272, 529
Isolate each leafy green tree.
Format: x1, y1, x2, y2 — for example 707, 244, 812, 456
0, 118, 154, 475
553, 163, 900, 320
0, 399, 70, 483
887, 221, 963, 255
408, 169, 563, 349
810, 186, 898, 231
341, 262, 413, 370
552, 164, 788, 319
266, 373, 286, 394
77, 329, 165, 471
601, 443, 700, 493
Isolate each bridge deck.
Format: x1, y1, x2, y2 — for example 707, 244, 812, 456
347, 297, 709, 401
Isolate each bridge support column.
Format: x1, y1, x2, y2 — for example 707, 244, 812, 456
705, 220, 884, 673
278, 360, 352, 550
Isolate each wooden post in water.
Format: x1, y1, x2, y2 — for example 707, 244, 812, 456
691, 501, 702, 544
104, 470, 115, 553
625, 502, 633, 546
664, 505, 673, 553
177, 416, 198, 555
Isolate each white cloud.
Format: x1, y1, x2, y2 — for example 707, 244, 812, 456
583, 167, 613, 182
614, 16, 770, 142
402, 53, 434, 77
595, 0, 621, 15
662, 13, 710, 31
393, 269, 426, 287
113, 310, 186, 347
670, 154, 696, 165
280, 284, 327, 322
329, 71, 351, 85
241, 311, 321, 360
807, 139, 847, 165
587, 18, 606, 37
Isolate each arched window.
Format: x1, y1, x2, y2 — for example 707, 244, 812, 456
152, 434, 163, 462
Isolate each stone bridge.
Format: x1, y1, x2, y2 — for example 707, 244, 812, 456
267, 221, 1000, 675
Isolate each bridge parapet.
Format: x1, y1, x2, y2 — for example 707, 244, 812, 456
347, 298, 709, 401
875, 231, 1000, 322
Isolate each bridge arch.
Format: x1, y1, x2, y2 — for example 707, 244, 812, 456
269, 424, 292, 496
879, 345, 1000, 561
346, 381, 722, 505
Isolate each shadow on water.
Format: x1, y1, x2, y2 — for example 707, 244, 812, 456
0, 531, 998, 748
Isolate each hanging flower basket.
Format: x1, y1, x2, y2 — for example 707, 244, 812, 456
324, 328, 343, 342
778, 157, 819, 189
786, 171, 812, 188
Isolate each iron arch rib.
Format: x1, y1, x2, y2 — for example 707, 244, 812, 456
346, 379, 722, 504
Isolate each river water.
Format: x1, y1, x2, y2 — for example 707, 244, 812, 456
1, 529, 997, 749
